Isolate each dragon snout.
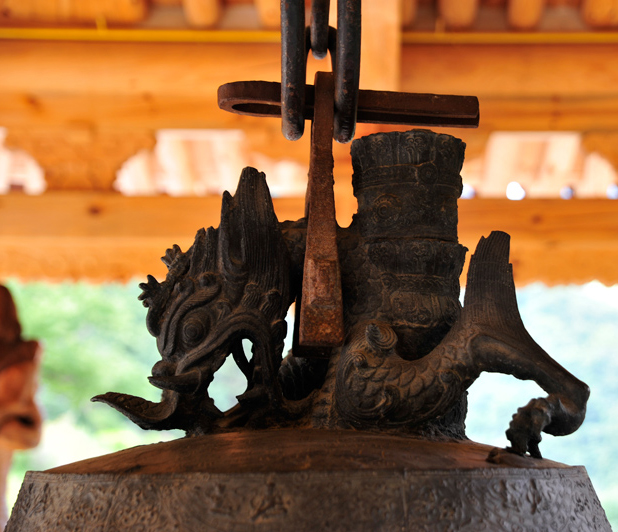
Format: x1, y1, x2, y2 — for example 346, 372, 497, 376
149, 368, 207, 394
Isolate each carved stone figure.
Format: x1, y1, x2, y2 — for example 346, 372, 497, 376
94, 129, 590, 459
0, 286, 42, 529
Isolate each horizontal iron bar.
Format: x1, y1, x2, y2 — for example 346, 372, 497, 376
218, 81, 479, 128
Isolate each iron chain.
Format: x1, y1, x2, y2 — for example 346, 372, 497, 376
281, 0, 361, 143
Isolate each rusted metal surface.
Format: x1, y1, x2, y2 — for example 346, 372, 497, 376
218, 80, 480, 128
218, 63, 479, 351
280, 0, 306, 141
333, 0, 361, 143
280, 0, 362, 142
298, 71, 345, 348
309, 0, 331, 59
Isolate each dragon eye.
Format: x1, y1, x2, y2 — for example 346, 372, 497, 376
182, 316, 208, 346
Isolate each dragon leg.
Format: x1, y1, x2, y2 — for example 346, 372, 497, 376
464, 231, 589, 457
334, 231, 589, 457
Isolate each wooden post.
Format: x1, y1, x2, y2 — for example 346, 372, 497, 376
361, 0, 402, 91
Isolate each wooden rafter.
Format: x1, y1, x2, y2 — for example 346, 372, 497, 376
0, 31, 617, 285
2, 37, 618, 190
0, 193, 617, 285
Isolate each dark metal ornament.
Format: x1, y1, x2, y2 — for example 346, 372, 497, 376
7, 0, 610, 529
90, 129, 590, 458
7, 129, 610, 532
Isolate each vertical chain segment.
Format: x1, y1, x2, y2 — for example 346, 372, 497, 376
334, 0, 361, 143
281, 0, 361, 144
281, 0, 307, 141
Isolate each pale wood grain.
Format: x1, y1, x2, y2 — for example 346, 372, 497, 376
0, 0, 148, 23
0, 193, 616, 285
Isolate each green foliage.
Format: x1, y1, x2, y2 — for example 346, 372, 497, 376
6, 280, 165, 433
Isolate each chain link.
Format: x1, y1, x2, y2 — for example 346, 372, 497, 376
281, 0, 361, 143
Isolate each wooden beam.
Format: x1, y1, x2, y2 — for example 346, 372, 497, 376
458, 198, 618, 286
0, 193, 616, 285
2, 40, 618, 135
399, 43, 618, 99
0, 0, 149, 24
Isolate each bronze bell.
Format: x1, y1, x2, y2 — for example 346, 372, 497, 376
6, 130, 610, 531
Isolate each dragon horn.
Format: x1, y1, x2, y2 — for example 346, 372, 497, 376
138, 275, 167, 336
161, 244, 183, 269
138, 275, 161, 308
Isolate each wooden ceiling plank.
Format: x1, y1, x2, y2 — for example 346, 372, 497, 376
0, 193, 616, 285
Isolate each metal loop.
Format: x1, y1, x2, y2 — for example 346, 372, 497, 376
310, 0, 330, 60
281, 0, 307, 141
281, 0, 361, 143
334, 0, 361, 143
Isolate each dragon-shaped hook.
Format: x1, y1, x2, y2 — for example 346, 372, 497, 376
94, 130, 589, 460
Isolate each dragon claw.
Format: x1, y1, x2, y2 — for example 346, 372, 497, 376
506, 397, 552, 458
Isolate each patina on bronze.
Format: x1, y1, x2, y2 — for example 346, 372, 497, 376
91, 129, 591, 456
6, 130, 610, 531
6, 0, 610, 529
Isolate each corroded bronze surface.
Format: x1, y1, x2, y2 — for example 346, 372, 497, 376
93, 129, 590, 460
9, 130, 606, 530
47, 429, 568, 475
6, 431, 611, 532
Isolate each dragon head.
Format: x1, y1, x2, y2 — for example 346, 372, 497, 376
94, 167, 293, 433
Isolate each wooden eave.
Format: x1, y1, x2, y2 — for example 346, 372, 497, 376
0, 29, 617, 284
